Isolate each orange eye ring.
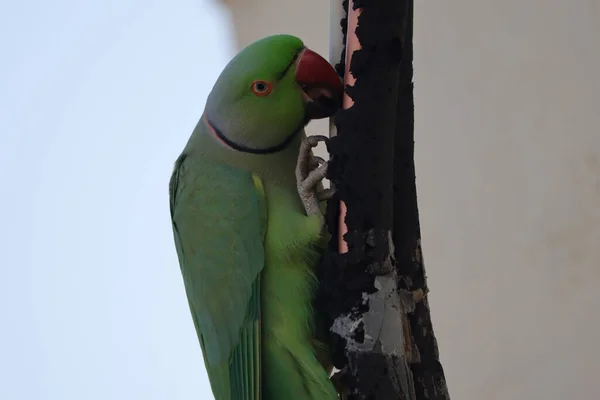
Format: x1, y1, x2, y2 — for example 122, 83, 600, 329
251, 80, 273, 96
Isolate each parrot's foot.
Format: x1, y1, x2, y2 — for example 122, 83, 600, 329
296, 135, 329, 220
331, 367, 350, 400
310, 155, 326, 170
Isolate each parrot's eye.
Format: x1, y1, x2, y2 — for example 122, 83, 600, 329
251, 80, 273, 96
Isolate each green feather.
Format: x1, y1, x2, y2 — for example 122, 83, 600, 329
170, 154, 266, 399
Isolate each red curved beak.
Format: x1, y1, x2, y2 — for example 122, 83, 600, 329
295, 48, 343, 119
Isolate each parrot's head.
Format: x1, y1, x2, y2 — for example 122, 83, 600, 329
203, 34, 343, 154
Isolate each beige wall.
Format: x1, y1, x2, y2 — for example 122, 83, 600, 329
220, 1, 600, 399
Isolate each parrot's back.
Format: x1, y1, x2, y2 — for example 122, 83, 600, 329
170, 152, 266, 400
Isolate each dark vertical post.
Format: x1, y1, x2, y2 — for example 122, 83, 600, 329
392, 3, 450, 399
317, 1, 451, 399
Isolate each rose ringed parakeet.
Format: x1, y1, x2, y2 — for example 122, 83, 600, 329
169, 35, 343, 400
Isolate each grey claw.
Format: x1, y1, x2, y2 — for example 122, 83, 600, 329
297, 135, 331, 228
317, 187, 336, 202
299, 162, 328, 192
298, 162, 328, 217
309, 156, 326, 170
312, 156, 326, 165
306, 135, 329, 147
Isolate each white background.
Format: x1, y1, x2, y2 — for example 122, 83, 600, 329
1, 1, 234, 398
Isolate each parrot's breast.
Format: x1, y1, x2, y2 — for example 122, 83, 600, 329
259, 184, 336, 399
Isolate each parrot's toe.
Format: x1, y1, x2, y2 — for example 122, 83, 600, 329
296, 134, 331, 219
310, 155, 326, 170
306, 134, 329, 148
296, 135, 329, 180
297, 162, 328, 217
317, 187, 336, 202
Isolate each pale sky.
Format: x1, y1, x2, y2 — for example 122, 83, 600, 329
1, 1, 236, 398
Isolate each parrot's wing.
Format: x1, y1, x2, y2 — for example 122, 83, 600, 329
169, 154, 267, 400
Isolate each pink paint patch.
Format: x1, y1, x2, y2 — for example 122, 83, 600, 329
338, 0, 362, 255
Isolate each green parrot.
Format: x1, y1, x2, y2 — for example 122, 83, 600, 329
169, 34, 343, 400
